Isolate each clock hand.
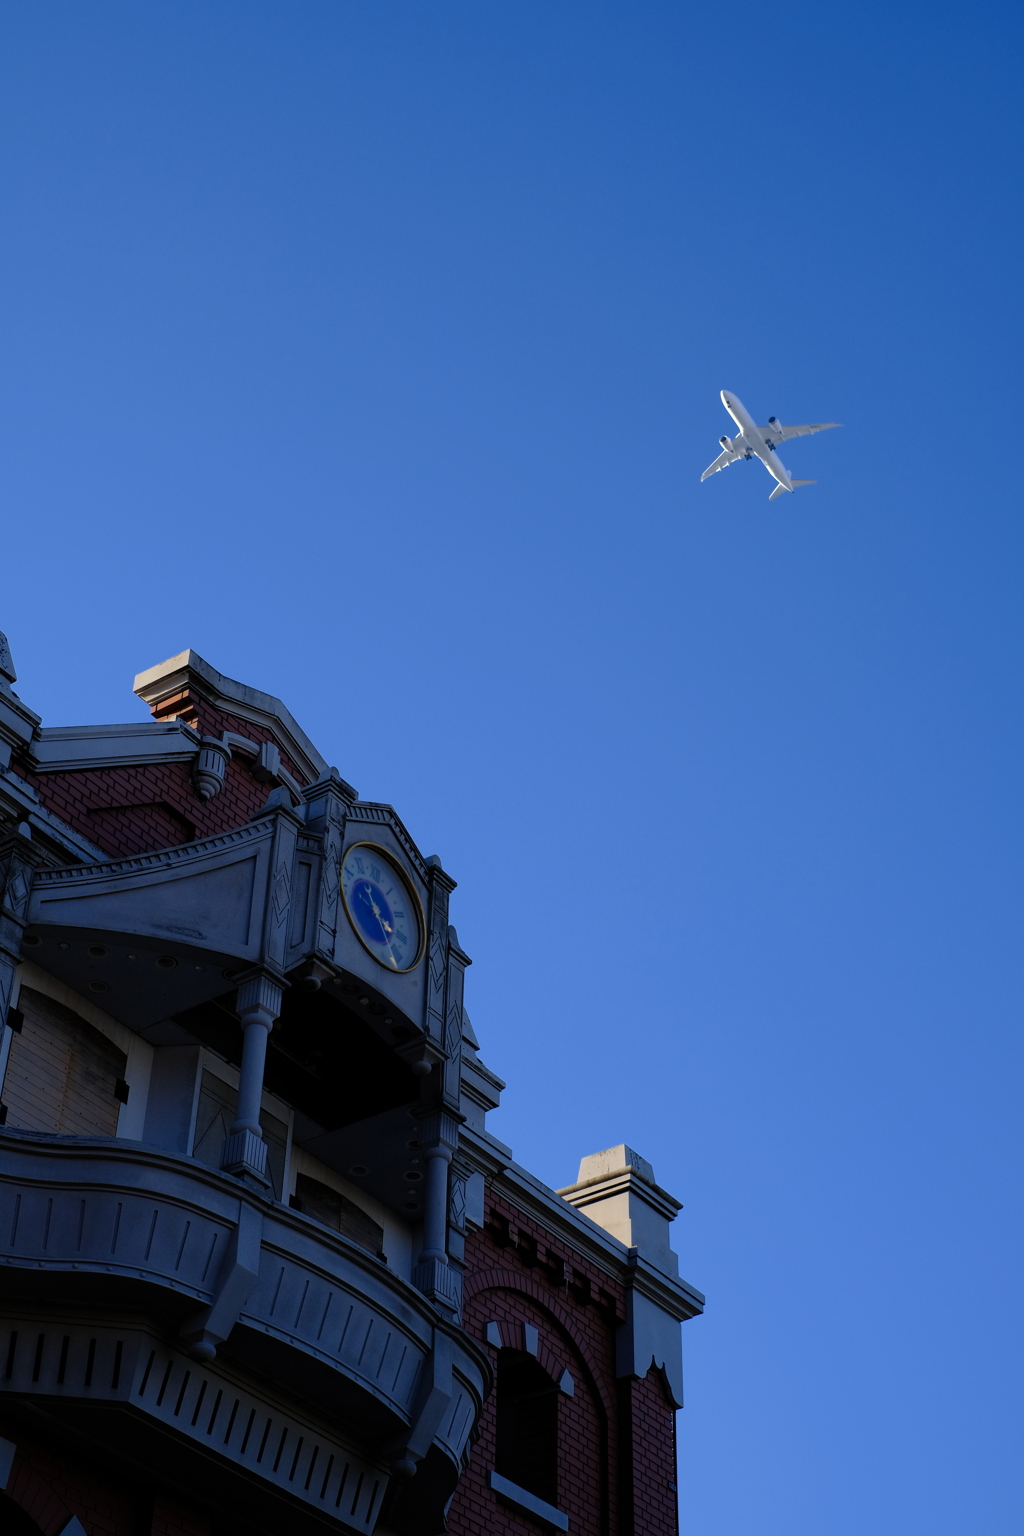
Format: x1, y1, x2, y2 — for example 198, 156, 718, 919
366, 890, 394, 937
359, 883, 400, 964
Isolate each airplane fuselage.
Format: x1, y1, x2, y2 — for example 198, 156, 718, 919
720, 391, 793, 492
701, 389, 837, 498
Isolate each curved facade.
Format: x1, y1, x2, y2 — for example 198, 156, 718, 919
0, 639, 702, 1536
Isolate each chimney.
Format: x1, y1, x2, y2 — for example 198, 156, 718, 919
558, 1145, 681, 1277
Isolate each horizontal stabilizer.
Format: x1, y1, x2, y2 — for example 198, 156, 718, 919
791, 479, 815, 488
768, 482, 789, 500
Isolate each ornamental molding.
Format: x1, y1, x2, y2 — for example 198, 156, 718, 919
31, 817, 275, 887
133, 648, 328, 786
463, 1265, 615, 1424
344, 803, 429, 882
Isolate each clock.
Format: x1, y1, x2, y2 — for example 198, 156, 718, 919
340, 843, 425, 973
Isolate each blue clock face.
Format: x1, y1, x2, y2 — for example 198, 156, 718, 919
341, 845, 423, 972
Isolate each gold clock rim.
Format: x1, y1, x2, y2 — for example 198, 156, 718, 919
339, 841, 427, 974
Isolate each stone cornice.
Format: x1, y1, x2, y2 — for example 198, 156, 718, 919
134, 649, 328, 785
31, 814, 275, 887
28, 719, 202, 772
345, 801, 431, 883
625, 1249, 705, 1321
489, 1157, 639, 1283
476, 1150, 704, 1317
558, 1167, 683, 1223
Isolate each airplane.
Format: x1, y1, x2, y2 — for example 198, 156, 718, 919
701, 390, 840, 499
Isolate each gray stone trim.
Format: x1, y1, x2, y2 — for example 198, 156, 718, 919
0, 766, 107, 864
491, 1155, 634, 1279
347, 802, 430, 883
558, 1167, 682, 1224
625, 1248, 704, 1318
30, 813, 273, 886
0, 1310, 388, 1532
477, 1148, 704, 1316
0, 680, 40, 769
133, 650, 328, 784
0, 1128, 491, 1474
0, 632, 16, 685
29, 720, 201, 772
488, 1471, 568, 1531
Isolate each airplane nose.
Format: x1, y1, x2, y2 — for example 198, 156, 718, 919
720, 389, 731, 404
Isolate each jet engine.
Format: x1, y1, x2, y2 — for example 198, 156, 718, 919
719, 435, 733, 451
767, 416, 781, 430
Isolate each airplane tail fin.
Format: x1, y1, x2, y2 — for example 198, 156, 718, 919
769, 478, 815, 502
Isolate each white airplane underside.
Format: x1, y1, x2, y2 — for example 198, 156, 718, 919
701, 390, 839, 499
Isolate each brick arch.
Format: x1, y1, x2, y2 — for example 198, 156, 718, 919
462, 1267, 614, 1536
464, 1264, 615, 1425
483, 1316, 567, 1389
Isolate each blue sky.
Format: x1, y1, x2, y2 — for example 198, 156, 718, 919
2, 4, 1022, 1531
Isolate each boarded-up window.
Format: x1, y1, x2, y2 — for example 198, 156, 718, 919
2, 987, 126, 1137
191, 1069, 288, 1201
291, 1172, 384, 1255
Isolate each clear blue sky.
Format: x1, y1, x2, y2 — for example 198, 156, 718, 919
2, 4, 1022, 1532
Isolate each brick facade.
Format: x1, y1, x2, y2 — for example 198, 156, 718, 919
0, 648, 695, 1536
12, 692, 309, 861
0, 1414, 210, 1536
444, 1194, 680, 1536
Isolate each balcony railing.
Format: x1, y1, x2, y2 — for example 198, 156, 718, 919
0, 1128, 489, 1534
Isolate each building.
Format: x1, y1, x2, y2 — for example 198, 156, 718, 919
0, 635, 703, 1536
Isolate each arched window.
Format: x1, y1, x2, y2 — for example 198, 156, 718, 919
495, 1348, 559, 1506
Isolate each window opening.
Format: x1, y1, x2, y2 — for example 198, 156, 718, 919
191, 1070, 288, 1199
289, 1173, 384, 1255
1, 988, 126, 1137
495, 1348, 559, 1506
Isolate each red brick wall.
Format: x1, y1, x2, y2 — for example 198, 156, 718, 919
449, 1191, 678, 1536
617, 1370, 679, 1536
0, 1413, 210, 1536
0, 1406, 208, 1536
13, 694, 309, 860
150, 1489, 211, 1536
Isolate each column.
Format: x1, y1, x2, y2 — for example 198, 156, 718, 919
412, 1109, 462, 1318
220, 971, 284, 1186
0, 824, 43, 1114
419, 1144, 453, 1263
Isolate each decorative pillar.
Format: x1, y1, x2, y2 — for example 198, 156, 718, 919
412, 1108, 462, 1318
220, 971, 284, 1187
0, 823, 43, 1025
419, 1144, 453, 1263
0, 822, 44, 1117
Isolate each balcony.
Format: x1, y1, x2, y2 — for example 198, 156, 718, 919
0, 1128, 491, 1535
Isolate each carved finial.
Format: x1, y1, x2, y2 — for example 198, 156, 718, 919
0, 631, 16, 685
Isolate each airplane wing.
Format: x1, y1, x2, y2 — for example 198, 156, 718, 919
700, 445, 745, 481
758, 420, 840, 447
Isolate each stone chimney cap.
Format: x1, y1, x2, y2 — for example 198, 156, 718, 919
577, 1144, 656, 1187
134, 649, 328, 785
558, 1144, 682, 1221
